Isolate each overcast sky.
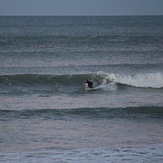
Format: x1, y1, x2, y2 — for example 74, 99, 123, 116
0, 0, 162, 16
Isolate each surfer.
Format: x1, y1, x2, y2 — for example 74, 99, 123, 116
83, 80, 94, 91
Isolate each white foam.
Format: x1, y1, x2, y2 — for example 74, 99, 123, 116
97, 71, 163, 88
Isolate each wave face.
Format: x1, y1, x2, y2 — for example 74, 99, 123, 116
1, 72, 163, 88
0, 74, 88, 86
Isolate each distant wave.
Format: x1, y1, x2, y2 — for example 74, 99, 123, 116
0, 106, 163, 121
95, 71, 163, 88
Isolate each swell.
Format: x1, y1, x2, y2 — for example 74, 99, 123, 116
0, 107, 163, 121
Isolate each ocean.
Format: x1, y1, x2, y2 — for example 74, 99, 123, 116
0, 16, 163, 162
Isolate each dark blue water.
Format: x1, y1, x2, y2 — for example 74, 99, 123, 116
0, 16, 163, 162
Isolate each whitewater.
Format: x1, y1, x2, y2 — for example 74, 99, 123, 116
96, 71, 163, 88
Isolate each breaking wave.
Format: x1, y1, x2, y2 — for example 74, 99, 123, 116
96, 71, 163, 88
0, 71, 163, 89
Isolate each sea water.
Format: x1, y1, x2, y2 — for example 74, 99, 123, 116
0, 16, 163, 162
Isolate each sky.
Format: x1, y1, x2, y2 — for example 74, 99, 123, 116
0, 0, 162, 16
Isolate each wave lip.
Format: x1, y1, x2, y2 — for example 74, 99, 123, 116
96, 71, 163, 88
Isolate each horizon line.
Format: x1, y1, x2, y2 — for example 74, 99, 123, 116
0, 14, 162, 17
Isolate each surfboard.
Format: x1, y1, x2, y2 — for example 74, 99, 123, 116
84, 87, 96, 91
84, 85, 101, 92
